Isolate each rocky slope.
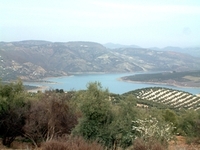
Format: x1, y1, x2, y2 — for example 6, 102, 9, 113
0, 40, 200, 81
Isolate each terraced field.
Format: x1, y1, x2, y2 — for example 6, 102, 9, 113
125, 87, 200, 110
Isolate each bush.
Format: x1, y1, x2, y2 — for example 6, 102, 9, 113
132, 116, 175, 147
23, 92, 78, 147
177, 109, 199, 137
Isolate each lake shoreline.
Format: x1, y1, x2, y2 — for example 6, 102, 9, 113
25, 72, 200, 94
119, 78, 200, 89
27, 85, 49, 93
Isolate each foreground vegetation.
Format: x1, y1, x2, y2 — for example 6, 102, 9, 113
0, 80, 200, 149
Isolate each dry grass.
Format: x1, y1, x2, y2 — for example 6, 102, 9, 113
169, 136, 200, 150
0, 136, 200, 150
41, 136, 104, 150
132, 138, 165, 150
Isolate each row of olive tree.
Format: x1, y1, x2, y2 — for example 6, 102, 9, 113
71, 82, 200, 149
71, 82, 172, 149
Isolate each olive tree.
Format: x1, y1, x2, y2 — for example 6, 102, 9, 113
72, 82, 114, 147
0, 80, 28, 147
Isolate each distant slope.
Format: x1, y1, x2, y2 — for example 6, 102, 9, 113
121, 70, 200, 87
151, 46, 200, 58
124, 87, 200, 110
1, 40, 200, 81
105, 44, 200, 58
111, 48, 200, 71
104, 43, 140, 49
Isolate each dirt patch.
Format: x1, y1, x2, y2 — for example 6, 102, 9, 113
169, 136, 200, 150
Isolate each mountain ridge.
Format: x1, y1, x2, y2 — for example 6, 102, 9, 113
1, 40, 200, 81
103, 43, 200, 58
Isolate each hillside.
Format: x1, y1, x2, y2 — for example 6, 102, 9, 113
162, 46, 200, 58
124, 87, 200, 110
121, 70, 200, 87
104, 43, 200, 58
1, 40, 200, 81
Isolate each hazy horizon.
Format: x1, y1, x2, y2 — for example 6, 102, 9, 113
1, 0, 200, 48
1, 40, 200, 49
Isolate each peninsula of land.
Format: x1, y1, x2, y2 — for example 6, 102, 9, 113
121, 70, 200, 88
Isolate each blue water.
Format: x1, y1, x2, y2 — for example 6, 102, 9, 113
25, 73, 200, 95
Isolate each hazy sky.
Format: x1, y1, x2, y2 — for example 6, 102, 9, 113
1, 0, 200, 48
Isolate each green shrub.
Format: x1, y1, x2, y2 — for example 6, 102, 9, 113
0, 80, 29, 147
72, 82, 114, 147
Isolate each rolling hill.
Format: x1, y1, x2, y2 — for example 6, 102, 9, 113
123, 87, 200, 110
121, 70, 200, 87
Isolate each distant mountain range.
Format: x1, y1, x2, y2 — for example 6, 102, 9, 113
1, 40, 200, 81
104, 43, 200, 58
151, 46, 200, 58
104, 43, 141, 49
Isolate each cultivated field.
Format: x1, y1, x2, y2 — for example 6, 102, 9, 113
130, 87, 200, 110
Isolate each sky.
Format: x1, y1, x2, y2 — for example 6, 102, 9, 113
1, 0, 200, 48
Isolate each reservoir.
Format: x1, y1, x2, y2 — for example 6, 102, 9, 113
26, 73, 200, 95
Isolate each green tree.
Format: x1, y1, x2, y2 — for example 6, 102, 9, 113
162, 109, 177, 125
0, 80, 28, 147
110, 95, 138, 149
177, 109, 199, 137
72, 82, 114, 147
